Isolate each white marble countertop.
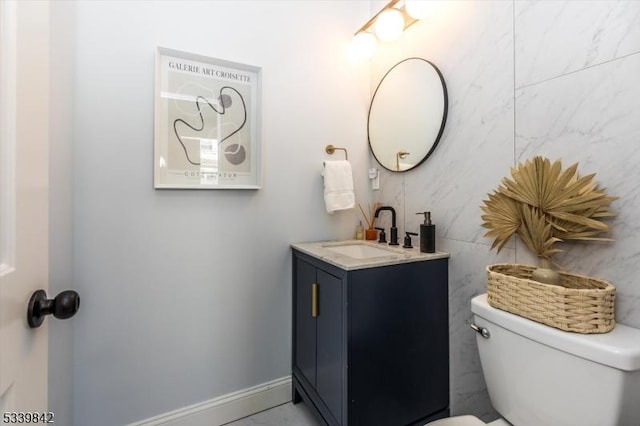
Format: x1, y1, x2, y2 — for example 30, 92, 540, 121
291, 240, 450, 271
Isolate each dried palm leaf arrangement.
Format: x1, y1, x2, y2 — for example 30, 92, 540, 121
481, 157, 617, 333
481, 156, 617, 266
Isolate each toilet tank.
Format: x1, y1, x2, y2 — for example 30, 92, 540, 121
471, 294, 640, 426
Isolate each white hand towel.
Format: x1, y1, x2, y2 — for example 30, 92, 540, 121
322, 160, 355, 214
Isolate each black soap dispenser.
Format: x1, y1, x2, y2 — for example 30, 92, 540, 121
416, 212, 435, 253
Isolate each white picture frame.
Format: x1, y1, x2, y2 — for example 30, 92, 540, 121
154, 47, 262, 189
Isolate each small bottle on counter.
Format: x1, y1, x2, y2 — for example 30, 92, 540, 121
416, 212, 435, 253
355, 221, 364, 240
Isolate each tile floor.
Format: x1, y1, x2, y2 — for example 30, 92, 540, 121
224, 402, 320, 426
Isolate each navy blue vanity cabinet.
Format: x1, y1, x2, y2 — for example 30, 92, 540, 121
292, 249, 449, 426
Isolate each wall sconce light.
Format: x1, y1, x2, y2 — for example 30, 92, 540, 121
351, 0, 430, 59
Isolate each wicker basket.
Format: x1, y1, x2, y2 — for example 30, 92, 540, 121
486, 264, 616, 334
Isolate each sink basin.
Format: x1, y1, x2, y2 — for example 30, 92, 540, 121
292, 240, 448, 271
323, 243, 401, 259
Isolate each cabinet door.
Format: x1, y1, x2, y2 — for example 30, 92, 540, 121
315, 269, 343, 424
294, 259, 317, 387
349, 260, 449, 425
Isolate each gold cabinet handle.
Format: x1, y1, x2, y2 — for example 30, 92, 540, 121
311, 283, 319, 318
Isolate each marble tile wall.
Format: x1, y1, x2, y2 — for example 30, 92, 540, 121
370, 0, 640, 421
514, 1, 640, 328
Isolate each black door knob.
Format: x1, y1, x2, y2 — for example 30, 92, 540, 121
27, 289, 80, 328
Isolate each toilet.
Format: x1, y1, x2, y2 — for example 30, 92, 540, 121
428, 293, 640, 426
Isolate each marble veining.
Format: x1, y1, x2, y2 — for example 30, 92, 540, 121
400, 1, 515, 248
291, 240, 449, 271
441, 238, 513, 422
516, 52, 640, 328
515, 0, 640, 88
367, 0, 640, 420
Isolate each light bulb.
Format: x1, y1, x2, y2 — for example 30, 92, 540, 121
404, 1, 430, 19
374, 8, 404, 42
350, 32, 377, 60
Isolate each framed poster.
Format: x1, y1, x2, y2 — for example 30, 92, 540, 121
154, 47, 262, 189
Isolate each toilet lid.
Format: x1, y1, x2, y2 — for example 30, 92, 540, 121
426, 415, 486, 426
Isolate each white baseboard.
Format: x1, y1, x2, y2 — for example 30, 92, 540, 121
128, 376, 292, 426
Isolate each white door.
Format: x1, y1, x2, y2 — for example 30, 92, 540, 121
0, 0, 51, 418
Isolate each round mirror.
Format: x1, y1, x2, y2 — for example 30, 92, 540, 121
368, 58, 448, 172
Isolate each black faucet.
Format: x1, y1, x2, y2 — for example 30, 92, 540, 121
374, 206, 398, 246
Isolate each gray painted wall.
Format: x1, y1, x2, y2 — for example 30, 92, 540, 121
370, 0, 640, 421
68, 1, 371, 425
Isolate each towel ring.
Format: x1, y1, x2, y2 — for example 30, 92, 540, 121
326, 144, 348, 161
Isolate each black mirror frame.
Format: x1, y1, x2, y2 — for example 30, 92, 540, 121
367, 57, 448, 172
